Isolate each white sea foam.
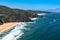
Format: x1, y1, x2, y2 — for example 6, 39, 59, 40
1, 23, 27, 40
37, 13, 46, 16
29, 18, 38, 21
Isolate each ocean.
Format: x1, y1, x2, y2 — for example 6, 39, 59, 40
0, 13, 60, 40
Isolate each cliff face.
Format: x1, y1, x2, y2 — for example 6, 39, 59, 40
0, 5, 39, 22
5, 14, 32, 22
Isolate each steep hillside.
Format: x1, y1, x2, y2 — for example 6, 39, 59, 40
0, 5, 40, 22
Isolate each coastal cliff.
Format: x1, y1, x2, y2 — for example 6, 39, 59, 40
0, 5, 40, 23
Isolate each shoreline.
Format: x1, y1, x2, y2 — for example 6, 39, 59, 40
0, 22, 21, 35
0, 22, 27, 40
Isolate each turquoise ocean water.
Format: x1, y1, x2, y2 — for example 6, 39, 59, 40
1, 13, 60, 40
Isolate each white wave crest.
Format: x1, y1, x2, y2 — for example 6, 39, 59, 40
1, 23, 27, 40
29, 18, 38, 21
37, 13, 46, 16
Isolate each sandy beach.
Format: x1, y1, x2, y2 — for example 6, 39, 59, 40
0, 22, 20, 34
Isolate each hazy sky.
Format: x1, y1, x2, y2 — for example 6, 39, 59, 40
0, 0, 60, 10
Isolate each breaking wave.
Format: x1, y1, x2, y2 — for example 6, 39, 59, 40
1, 23, 27, 40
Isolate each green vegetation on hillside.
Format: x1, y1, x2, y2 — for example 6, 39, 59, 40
0, 5, 40, 23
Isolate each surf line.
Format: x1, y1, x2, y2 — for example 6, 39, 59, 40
1, 22, 27, 40
0, 22, 22, 35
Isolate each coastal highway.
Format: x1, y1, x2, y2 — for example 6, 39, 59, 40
0, 22, 20, 34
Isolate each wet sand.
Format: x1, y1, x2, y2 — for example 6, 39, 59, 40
0, 22, 20, 34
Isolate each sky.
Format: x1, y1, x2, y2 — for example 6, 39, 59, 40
0, 0, 60, 10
